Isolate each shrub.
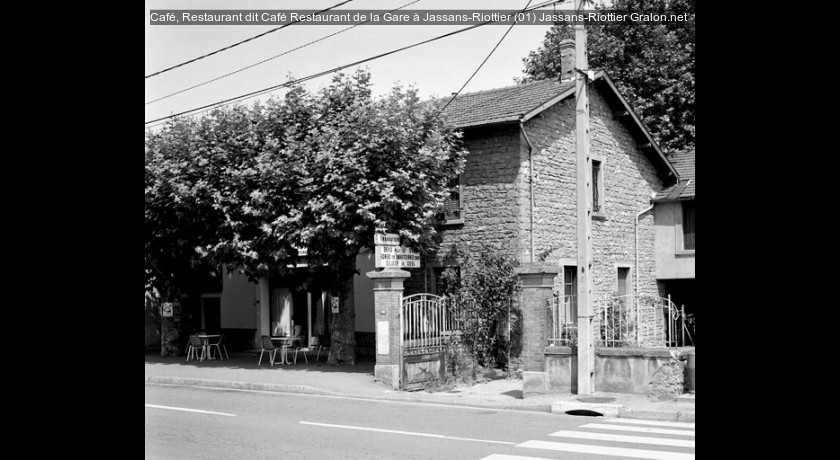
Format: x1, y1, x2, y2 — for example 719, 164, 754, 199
439, 248, 521, 370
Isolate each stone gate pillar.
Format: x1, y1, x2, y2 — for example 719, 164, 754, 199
366, 268, 410, 389
517, 263, 560, 396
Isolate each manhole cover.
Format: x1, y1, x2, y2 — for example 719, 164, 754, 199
576, 397, 615, 404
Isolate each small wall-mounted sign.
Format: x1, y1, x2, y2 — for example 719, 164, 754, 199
331, 296, 340, 313
161, 302, 173, 317
377, 321, 390, 355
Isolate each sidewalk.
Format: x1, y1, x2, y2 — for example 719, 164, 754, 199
145, 352, 694, 422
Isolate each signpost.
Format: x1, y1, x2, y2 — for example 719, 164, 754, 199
374, 232, 420, 269
375, 245, 421, 268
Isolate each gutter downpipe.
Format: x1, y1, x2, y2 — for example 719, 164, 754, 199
634, 199, 655, 344
520, 119, 535, 263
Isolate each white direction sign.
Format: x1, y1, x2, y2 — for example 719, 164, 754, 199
375, 245, 421, 268
374, 233, 401, 246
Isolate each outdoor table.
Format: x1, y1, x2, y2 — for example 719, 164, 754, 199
197, 334, 221, 360
270, 336, 294, 365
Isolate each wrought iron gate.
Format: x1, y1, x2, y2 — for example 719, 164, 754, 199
400, 293, 458, 390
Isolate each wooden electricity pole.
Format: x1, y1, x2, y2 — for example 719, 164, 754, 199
575, 0, 594, 395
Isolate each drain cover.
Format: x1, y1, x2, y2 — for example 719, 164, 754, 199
576, 397, 615, 404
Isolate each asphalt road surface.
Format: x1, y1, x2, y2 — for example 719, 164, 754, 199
145, 383, 695, 459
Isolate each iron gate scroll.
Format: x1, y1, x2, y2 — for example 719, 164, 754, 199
400, 294, 456, 390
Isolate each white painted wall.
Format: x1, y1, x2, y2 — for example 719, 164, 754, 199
654, 202, 696, 280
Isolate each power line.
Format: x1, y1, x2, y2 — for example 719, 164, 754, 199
145, 0, 421, 106
434, 0, 534, 118
145, 0, 564, 127
144, 0, 354, 79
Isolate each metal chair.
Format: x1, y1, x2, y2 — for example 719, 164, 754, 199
292, 325, 305, 347
258, 335, 284, 366
209, 334, 229, 360
293, 335, 324, 364
186, 334, 206, 362
184, 331, 207, 355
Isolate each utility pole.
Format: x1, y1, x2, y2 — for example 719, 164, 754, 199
575, 0, 594, 395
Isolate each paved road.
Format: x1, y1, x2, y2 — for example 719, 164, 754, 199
145, 383, 695, 459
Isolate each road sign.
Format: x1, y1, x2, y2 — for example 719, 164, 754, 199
374, 245, 420, 268
374, 233, 401, 246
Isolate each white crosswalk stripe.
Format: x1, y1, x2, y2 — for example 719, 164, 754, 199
602, 418, 695, 429
580, 423, 696, 437
548, 430, 695, 448
517, 440, 694, 460
479, 418, 695, 460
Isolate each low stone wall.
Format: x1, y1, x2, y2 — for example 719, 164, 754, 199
594, 348, 673, 394
526, 346, 691, 396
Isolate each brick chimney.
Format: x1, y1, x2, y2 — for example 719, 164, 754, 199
559, 39, 575, 82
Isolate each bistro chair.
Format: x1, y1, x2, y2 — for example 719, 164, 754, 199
258, 335, 284, 366
292, 325, 305, 347
186, 334, 206, 362
293, 335, 324, 364
292, 339, 309, 364
209, 334, 229, 360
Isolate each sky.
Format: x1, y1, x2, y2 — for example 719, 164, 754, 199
144, 0, 587, 127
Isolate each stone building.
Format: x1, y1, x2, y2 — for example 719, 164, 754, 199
415, 56, 679, 337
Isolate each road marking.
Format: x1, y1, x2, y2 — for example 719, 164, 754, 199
146, 383, 555, 416
480, 455, 554, 460
518, 440, 694, 460
549, 430, 695, 448
144, 404, 236, 417
299, 421, 516, 445
603, 418, 696, 429
580, 423, 695, 437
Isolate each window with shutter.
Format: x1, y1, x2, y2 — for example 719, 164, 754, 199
617, 267, 629, 296
437, 175, 463, 224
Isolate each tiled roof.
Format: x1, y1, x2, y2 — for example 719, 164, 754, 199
655, 149, 695, 200
439, 79, 575, 128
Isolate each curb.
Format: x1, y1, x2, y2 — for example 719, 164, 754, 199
145, 375, 553, 413
619, 407, 695, 423
550, 399, 695, 422
550, 401, 622, 418
145, 375, 348, 397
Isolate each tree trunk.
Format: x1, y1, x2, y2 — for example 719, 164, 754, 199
158, 285, 183, 357
327, 278, 356, 365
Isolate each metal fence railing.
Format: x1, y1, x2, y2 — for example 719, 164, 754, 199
548, 293, 694, 348
598, 294, 694, 348
547, 295, 578, 346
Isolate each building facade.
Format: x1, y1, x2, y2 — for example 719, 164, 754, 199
149, 66, 683, 357
653, 149, 695, 342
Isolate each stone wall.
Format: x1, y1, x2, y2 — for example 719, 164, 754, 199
436, 124, 526, 260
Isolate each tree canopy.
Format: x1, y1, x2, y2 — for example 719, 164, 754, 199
521, 0, 695, 153
145, 69, 467, 363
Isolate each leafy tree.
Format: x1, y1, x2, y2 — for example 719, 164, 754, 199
521, 0, 695, 152
145, 69, 466, 364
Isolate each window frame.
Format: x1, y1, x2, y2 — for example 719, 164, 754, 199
438, 174, 464, 225
591, 155, 606, 220
674, 200, 696, 255
615, 264, 632, 297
